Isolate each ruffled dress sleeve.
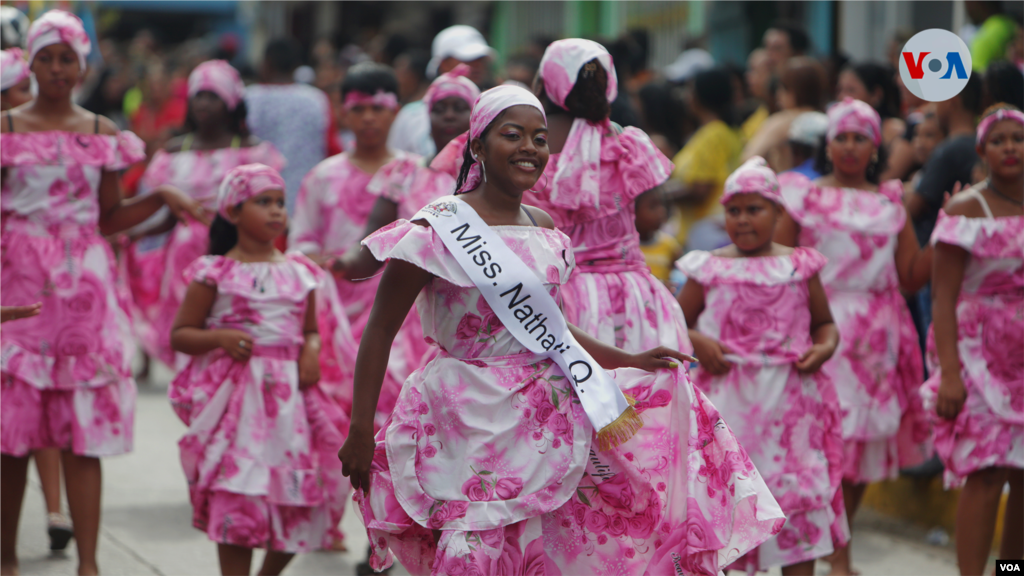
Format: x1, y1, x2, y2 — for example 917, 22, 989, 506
107, 131, 146, 169
878, 179, 905, 204
182, 255, 232, 287
248, 141, 288, 172
366, 153, 422, 204
790, 246, 828, 278
931, 210, 1024, 258
429, 132, 468, 179
608, 127, 675, 201
675, 250, 714, 284
362, 220, 475, 287
0, 130, 145, 169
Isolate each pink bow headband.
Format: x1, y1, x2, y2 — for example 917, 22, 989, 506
721, 156, 782, 205
458, 85, 546, 193
1, 49, 30, 91
26, 10, 91, 72
826, 97, 881, 147
343, 90, 399, 111
424, 63, 480, 110
217, 163, 286, 219
188, 60, 245, 110
976, 108, 1024, 147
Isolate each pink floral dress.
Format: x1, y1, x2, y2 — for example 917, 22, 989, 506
677, 248, 849, 571
530, 127, 691, 354
779, 174, 930, 484
289, 151, 443, 429
1, 130, 144, 457
124, 141, 286, 370
356, 219, 785, 576
169, 254, 349, 552
921, 209, 1024, 488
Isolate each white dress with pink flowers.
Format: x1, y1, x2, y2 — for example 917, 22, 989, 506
356, 219, 784, 576
1, 130, 145, 457
124, 141, 286, 370
677, 248, 849, 570
779, 174, 930, 484
530, 127, 691, 354
169, 253, 349, 552
921, 209, 1024, 488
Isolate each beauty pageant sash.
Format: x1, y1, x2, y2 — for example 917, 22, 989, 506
415, 196, 641, 450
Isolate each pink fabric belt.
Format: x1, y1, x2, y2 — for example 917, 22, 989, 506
576, 259, 649, 274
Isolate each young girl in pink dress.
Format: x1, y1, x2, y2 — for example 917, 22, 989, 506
170, 164, 349, 575
338, 85, 785, 576
775, 98, 933, 575
530, 39, 690, 353
0, 11, 205, 576
125, 60, 285, 372
678, 157, 847, 576
922, 105, 1023, 576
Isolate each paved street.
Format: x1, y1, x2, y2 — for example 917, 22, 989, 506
14, 364, 959, 576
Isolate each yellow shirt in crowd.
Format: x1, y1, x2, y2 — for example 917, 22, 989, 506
670, 119, 743, 244
640, 231, 682, 285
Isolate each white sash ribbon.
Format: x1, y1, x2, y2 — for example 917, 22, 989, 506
415, 196, 641, 450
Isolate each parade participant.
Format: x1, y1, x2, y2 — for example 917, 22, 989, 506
338, 85, 785, 576
531, 38, 691, 353
169, 164, 349, 576
775, 98, 933, 575
678, 157, 847, 576
922, 105, 1023, 576
0, 11, 205, 576
125, 59, 285, 372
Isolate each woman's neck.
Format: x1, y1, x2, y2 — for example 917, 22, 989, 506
461, 184, 526, 225
193, 123, 235, 148
734, 240, 776, 258
829, 169, 871, 190
29, 95, 76, 118
350, 143, 393, 173
230, 234, 279, 262
990, 172, 1024, 203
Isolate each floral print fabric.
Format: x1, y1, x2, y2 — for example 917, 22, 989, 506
356, 219, 785, 575
922, 211, 1024, 488
169, 254, 349, 552
677, 249, 850, 570
1, 131, 145, 457
779, 174, 930, 484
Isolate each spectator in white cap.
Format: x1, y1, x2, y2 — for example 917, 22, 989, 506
784, 110, 828, 179
388, 25, 494, 158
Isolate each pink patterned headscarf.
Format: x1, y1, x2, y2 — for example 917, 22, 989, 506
424, 63, 480, 110
217, 163, 286, 219
539, 39, 618, 210
458, 85, 546, 193
188, 60, 244, 110
26, 10, 91, 72
721, 156, 782, 205
976, 108, 1024, 147
826, 97, 881, 147
343, 90, 399, 111
1, 48, 30, 91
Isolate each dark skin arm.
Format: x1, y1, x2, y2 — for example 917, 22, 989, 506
170, 281, 254, 361
795, 274, 840, 373
678, 278, 734, 375
893, 217, 933, 293
932, 241, 968, 420
298, 292, 321, 390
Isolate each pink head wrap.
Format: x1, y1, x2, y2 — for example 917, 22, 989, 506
424, 63, 481, 110
721, 156, 782, 205
343, 90, 399, 111
539, 39, 618, 210
1, 48, 30, 91
188, 60, 245, 110
26, 10, 90, 72
826, 97, 881, 148
976, 108, 1024, 147
217, 163, 286, 219
458, 85, 546, 193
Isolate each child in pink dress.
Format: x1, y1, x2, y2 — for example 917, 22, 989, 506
125, 60, 285, 371
775, 98, 933, 574
339, 85, 785, 576
530, 39, 691, 353
0, 11, 205, 575
921, 105, 1023, 576
169, 164, 349, 575
678, 157, 847, 575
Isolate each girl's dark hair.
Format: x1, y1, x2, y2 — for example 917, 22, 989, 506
845, 62, 901, 119
539, 58, 611, 123
983, 61, 1024, 111
208, 214, 238, 256
341, 61, 399, 98
183, 98, 249, 137
693, 67, 737, 127
814, 133, 889, 184
780, 57, 827, 110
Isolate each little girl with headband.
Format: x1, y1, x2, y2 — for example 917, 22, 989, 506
169, 164, 349, 575
339, 84, 785, 576
0, 11, 205, 575
678, 157, 847, 575
922, 104, 1023, 576
775, 98, 934, 575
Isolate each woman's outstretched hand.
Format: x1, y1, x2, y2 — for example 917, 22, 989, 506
338, 425, 375, 495
627, 346, 696, 372
0, 303, 41, 323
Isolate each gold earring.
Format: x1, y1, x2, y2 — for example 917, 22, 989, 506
871, 152, 878, 163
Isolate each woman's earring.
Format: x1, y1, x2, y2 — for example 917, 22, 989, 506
481, 159, 487, 183
871, 152, 879, 163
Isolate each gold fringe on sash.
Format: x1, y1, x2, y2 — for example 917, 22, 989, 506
595, 395, 643, 452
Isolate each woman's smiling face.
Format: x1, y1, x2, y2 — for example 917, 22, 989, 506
471, 104, 549, 193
